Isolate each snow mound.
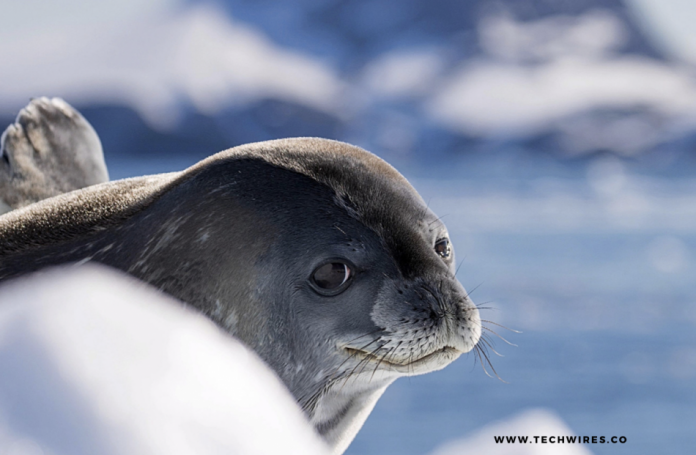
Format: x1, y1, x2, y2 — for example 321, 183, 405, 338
0, 1, 343, 129
0, 264, 327, 455
428, 408, 593, 455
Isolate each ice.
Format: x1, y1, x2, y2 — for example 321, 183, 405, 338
0, 264, 327, 455
0, 2, 343, 129
428, 408, 594, 455
426, 10, 696, 153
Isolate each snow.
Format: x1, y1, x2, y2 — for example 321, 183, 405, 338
427, 10, 696, 144
428, 409, 594, 455
414, 9, 696, 156
0, 1, 343, 129
0, 264, 328, 455
3, 1, 696, 150
2, 1, 696, 157
429, 55, 696, 135
627, 0, 696, 63
362, 49, 446, 98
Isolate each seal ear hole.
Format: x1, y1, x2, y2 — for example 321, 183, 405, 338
310, 261, 353, 295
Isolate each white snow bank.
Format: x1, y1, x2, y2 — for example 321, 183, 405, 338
428, 55, 696, 136
628, 0, 696, 64
425, 10, 696, 153
0, 264, 327, 455
428, 408, 593, 455
362, 49, 447, 98
0, 1, 343, 128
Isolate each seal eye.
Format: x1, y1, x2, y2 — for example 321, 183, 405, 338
312, 262, 352, 293
435, 238, 451, 259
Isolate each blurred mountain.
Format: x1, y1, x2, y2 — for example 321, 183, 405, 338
207, 0, 664, 68
204, 0, 694, 164
2, 0, 696, 172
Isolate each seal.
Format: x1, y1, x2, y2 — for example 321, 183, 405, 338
0, 104, 481, 455
0, 97, 108, 213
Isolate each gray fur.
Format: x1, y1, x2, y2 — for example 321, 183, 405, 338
0, 130, 480, 454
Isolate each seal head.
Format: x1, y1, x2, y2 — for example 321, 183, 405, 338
0, 138, 480, 454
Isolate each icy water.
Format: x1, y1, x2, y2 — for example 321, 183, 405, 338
106, 151, 696, 455
348, 154, 696, 455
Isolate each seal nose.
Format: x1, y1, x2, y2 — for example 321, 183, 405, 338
441, 281, 481, 354
414, 279, 482, 354
447, 295, 481, 353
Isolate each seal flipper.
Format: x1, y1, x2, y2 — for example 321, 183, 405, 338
0, 97, 108, 213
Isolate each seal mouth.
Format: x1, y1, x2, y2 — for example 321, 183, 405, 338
342, 345, 460, 374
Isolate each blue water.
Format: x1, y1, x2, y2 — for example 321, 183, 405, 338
346, 157, 696, 455
346, 227, 696, 454
106, 151, 696, 455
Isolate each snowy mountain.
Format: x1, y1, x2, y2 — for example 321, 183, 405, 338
2, 0, 695, 170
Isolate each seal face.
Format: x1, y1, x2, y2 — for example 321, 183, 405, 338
0, 137, 480, 455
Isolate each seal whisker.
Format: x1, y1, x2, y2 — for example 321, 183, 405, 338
368, 348, 392, 382
344, 328, 385, 345
300, 377, 336, 415
420, 197, 432, 221
428, 214, 448, 226
474, 299, 499, 309
340, 359, 370, 390
334, 225, 348, 237
331, 336, 383, 381
388, 343, 404, 369
353, 344, 386, 378
406, 351, 415, 376
474, 343, 507, 383
473, 345, 490, 377
481, 320, 521, 333
463, 283, 483, 300
300, 386, 323, 414
478, 334, 504, 357
370, 342, 401, 381
454, 259, 465, 278
482, 326, 518, 347
339, 343, 384, 390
